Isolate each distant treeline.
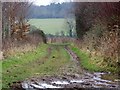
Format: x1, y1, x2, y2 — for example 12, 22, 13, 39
29, 2, 74, 19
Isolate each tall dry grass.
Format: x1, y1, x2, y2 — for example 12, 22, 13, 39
74, 23, 119, 69
2, 34, 44, 58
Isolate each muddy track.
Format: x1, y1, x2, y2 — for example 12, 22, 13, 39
10, 45, 120, 90
64, 46, 82, 68
64, 46, 119, 89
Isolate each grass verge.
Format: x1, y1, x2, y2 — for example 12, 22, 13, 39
70, 44, 118, 73
2, 44, 70, 88
70, 45, 102, 72
2, 44, 48, 88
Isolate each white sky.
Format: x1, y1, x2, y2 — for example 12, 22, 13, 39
33, 0, 71, 6
32, 0, 120, 6
1, 0, 119, 4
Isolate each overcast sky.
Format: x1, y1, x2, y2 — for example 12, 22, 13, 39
33, 0, 71, 6
32, 0, 119, 6
1, 0, 119, 4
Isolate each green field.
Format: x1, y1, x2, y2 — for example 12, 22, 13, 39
29, 18, 68, 35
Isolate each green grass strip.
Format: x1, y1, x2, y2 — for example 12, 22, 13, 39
2, 44, 70, 88
2, 44, 48, 88
70, 45, 103, 72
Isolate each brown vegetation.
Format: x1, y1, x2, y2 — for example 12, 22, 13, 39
74, 2, 119, 71
2, 2, 46, 58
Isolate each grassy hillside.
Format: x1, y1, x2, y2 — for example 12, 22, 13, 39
29, 18, 68, 35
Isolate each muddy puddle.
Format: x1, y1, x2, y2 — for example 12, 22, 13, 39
11, 72, 119, 89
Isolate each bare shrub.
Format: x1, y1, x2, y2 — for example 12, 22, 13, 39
76, 23, 119, 68
3, 31, 45, 58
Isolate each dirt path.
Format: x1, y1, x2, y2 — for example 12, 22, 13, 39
10, 44, 120, 90
64, 46, 119, 89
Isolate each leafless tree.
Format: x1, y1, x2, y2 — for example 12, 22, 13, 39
0, 1, 3, 60
2, 1, 32, 40
66, 18, 75, 37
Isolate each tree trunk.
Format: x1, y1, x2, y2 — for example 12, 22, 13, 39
69, 29, 72, 37
0, 1, 3, 60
